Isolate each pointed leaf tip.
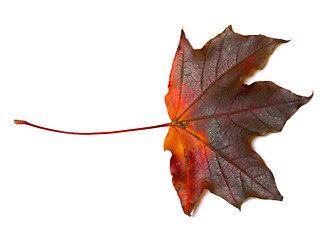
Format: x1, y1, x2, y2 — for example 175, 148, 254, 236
180, 28, 186, 39
226, 25, 233, 30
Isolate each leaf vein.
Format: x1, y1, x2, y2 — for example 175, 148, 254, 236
182, 98, 308, 123
174, 42, 185, 119
176, 126, 280, 198
215, 152, 237, 205
177, 41, 280, 120
173, 126, 191, 212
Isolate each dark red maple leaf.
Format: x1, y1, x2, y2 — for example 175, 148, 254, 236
164, 26, 312, 215
15, 26, 311, 216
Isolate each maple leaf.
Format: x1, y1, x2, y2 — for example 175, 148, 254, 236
164, 26, 312, 216
15, 26, 312, 217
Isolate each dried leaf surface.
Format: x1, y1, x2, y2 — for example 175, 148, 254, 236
164, 26, 311, 215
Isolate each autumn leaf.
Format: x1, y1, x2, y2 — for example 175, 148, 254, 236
15, 26, 311, 216
164, 26, 312, 216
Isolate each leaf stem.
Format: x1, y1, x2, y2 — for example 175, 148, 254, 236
14, 120, 171, 135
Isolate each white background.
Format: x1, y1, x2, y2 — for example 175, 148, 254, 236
0, 0, 331, 239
